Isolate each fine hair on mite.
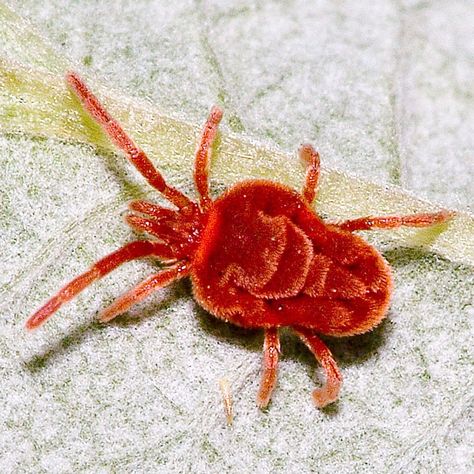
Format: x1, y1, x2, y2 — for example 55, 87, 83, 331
26, 71, 453, 409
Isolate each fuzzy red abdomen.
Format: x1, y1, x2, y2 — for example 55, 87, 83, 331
191, 181, 393, 336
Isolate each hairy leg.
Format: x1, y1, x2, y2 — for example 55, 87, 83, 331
26, 241, 171, 330
257, 327, 281, 408
66, 72, 193, 211
193, 106, 223, 212
129, 200, 178, 221
337, 210, 454, 232
293, 327, 342, 408
125, 214, 184, 243
99, 262, 189, 322
299, 144, 320, 205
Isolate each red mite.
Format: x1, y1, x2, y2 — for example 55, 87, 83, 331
26, 72, 452, 408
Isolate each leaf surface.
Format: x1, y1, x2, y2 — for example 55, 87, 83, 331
0, 2, 473, 473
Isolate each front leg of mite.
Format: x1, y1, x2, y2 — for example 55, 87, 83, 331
293, 326, 342, 408
257, 328, 281, 409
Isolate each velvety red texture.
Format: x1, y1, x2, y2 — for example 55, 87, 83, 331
192, 181, 393, 336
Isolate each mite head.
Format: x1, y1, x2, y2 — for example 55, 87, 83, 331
125, 199, 206, 261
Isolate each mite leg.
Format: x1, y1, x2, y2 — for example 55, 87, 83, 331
193, 106, 223, 211
125, 214, 184, 243
293, 327, 342, 408
257, 327, 281, 409
336, 210, 454, 232
26, 241, 172, 330
99, 262, 189, 322
66, 72, 193, 211
128, 200, 178, 221
299, 144, 320, 205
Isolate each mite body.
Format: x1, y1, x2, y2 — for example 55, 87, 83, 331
26, 72, 452, 409
192, 180, 392, 336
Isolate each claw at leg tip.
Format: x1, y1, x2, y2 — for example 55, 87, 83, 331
25, 319, 37, 331
210, 105, 224, 121
443, 210, 456, 221
313, 388, 339, 409
257, 397, 270, 410
98, 313, 113, 323
256, 388, 273, 410
97, 307, 117, 323
65, 70, 81, 86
